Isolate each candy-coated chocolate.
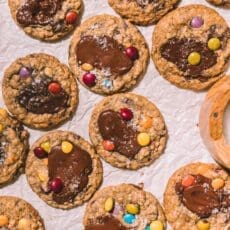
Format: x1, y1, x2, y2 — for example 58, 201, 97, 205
50, 178, 63, 193
125, 46, 139, 60
211, 178, 225, 190
208, 38, 221, 51
150, 220, 164, 230
196, 219, 210, 230
181, 175, 195, 187
18, 218, 31, 230
126, 203, 140, 214
123, 214, 136, 224
41, 141, 51, 153
137, 133, 151, 146
104, 197, 115, 212
120, 108, 133, 121
61, 141, 73, 154
0, 108, 7, 118
82, 73, 96, 87
190, 17, 204, 28
145, 226, 151, 230
188, 52, 201, 65
103, 79, 112, 88
140, 117, 153, 129
19, 67, 31, 78
102, 140, 115, 151
81, 63, 94, 72
65, 11, 78, 24
34, 147, 48, 159
48, 82, 61, 94
0, 215, 9, 227
38, 173, 47, 182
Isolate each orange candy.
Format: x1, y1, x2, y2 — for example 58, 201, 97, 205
102, 140, 115, 151
140, 117, 153, 129
182, 175, 195, 187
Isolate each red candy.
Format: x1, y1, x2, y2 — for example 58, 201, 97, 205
102, 140, 115, 151
83, 73, 96, 87
50, 178, 63, 193
182, 175, 195, 188
120, 108, 133, 121
65, 11, 78, 24
34, 147, 47, 159
125, 46, 139, 60
48, 82, 61, 94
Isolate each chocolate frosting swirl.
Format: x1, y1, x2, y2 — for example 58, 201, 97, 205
76, 36, 133, 75
175, 174, 229, 218
17, 77, 69, 114
16, 0, 62, 26
48, 145, 93, 204
98, 110, 140, 159
85, 216, 127, 230
160, 37, 217, 79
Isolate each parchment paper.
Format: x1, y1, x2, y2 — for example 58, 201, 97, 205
0, 0, 229, 229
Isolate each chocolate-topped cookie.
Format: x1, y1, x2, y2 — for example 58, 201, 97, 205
152, 4, 230, 90
25, 130, 103, 209
84, 184, 166, 230
0, 196, 44, 229
69, 14, 149, 95
206, 0, 230, 8
8, 0, 82, 41
2, 53, 78, 129
108, 0, 179, 25
164, 162, 230, 230
0, 108, 29, 187
89, 93, 167, 169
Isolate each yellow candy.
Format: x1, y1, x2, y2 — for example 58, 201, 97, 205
150, 220, 164, 230
81, 63, 94, 72
196, 220, 210, 230
18, 218, 31, 230
61, 141, 73, 154
137, 133, 151, 146
41, 141, 51, 153
140, 117, 153, 129
188, 52, 201, 65
211, 178, 225, 190
104, 197, 114, 212
0, 215, 9, 227
0, 124, 4, 133
38, 173, 48, 182
0, 108, 7, 118
126, 203, 140, 215
208, 38, 221, 51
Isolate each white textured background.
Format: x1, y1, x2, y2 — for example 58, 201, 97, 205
0, 0, 229, 229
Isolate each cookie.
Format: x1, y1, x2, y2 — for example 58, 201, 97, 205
108, 0, 179, 26
84, 184, 166, 230
206, 0, 230, 8
2, 53, 78, 129
89, 93, 167, 170
164, 162, 230, 230
25, 130, 103, 209
0, 196, 44, 229
8, 0, 82, 41
0, 108, 29, 187
152, 4, 230, 91
69, 14, 149, 95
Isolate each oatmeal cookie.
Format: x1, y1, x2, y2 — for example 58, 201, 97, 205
84, 184, 166, 230
108, 0, 179, 26
25, 130, 103, 209
0, 108, 29, 187
8, 0, 82, 41
2, 53, 78, 129
89, 93, 167, 170
69, 14, 149, 95
152, 4, 230, 90
206, 0, 230, 8
164, 162, 230, 230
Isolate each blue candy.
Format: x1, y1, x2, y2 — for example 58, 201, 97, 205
123, 214, 136, 224
102, 79, 112, 88
145, 225, 151, 230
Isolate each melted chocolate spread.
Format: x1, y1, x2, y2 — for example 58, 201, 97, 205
16, 0, 62, 26
175, 174, 229, 218
76, 36, 133, 75
161, 37, 217, 79
48, 145, 93, 204
98, 110, 140, 159
17, 77, 69, 114
85, 216, 127, 230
